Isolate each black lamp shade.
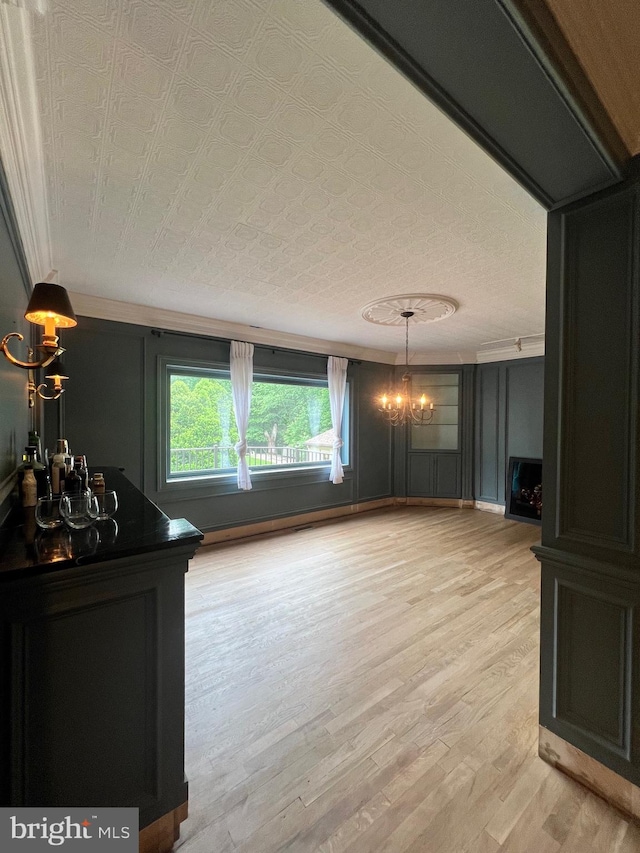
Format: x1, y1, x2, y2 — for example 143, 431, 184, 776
24, 283, 77, 328
45, 358, 69, 380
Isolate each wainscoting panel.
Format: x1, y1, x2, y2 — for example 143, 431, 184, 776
475, 364, 500, 502
408, 454, 433, 497
15, 590, 159, 808
538, 162, 640, 796
1, 551, 191, 828
557, 192, 637, 552
433, 454, 461, 498
536, 549, 640, 787
555, 580, 629, 752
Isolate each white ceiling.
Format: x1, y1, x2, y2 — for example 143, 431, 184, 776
28, 0, 547, 361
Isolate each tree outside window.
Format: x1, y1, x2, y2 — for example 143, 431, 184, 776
168, 371, 343, 477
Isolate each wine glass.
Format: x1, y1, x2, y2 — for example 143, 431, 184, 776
89, 490, 118, 521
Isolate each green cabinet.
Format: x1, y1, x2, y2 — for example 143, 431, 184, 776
407, 372, 463, 498
408, 452, 461, 497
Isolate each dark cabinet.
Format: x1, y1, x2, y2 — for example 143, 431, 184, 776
408, 452, 461, 498
0, 469, 202, 849
406, 371, 463, 499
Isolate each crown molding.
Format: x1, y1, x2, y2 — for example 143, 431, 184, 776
476, 336, 545, 362
0, 4, 51, 284
70, 292, 545, 366
68, 292, 399, 364
399, 350, 478, 366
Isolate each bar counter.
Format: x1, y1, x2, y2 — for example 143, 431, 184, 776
0, 467, 203, 853
0, 467, 201, 579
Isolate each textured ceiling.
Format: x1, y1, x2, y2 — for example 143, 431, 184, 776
30, 0, 546, 358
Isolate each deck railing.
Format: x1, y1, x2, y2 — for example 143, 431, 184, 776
170, 445, 332, 473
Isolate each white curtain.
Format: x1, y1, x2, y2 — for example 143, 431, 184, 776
230, 340, 254, 491
327, 356, 348, 484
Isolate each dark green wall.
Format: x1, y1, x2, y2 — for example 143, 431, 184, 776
475, 357, 544, 505
0, 169, 32, 521
45, 316, 395, 533
48, 315, 545, 529
536, 160, 640, 788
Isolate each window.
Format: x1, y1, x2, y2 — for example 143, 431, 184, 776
167, 367, 348, 478
410, 372, 460, 451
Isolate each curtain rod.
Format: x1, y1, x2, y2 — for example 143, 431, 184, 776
149, 328, 360, 364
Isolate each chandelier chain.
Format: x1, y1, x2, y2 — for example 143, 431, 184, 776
377, 310, 435, 427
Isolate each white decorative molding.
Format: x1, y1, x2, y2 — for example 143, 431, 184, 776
400, 349, 478, 365
71, 292, 544, 367
476, 333, 545, 363
362, 294, 458, 326
69, 292, 399, 365
0, 2, 51, 284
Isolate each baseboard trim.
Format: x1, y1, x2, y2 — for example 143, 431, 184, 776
474, 500, 505, 515
538, 726, 640, 821
201, 498, 508, 547
404, 497, 475, 509
202, 498, 395, 545
139, 802, 188, 853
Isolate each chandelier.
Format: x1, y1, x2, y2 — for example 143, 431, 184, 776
379, 311, 435, 426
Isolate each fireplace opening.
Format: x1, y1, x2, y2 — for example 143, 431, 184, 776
505, 457, 542, 525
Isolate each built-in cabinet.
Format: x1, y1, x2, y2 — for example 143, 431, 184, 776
0, 469, 202, 850
410, 373, 461, 452
408, 452, 461, 498
406, 370, 465, 499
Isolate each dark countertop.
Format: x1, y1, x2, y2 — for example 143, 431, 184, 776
0, 467, 203, 581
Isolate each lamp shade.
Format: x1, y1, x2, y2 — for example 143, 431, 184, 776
24, 283, 77, 328
44, 358, 69, 380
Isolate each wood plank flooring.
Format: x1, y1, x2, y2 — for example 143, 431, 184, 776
176, 507, 638, 852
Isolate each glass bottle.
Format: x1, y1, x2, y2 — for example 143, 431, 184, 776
91, 472, 105, 494
19, 447, 51, 502
51, 439, 68, 495
21, 465, 37, 508
74, 455, 89, 491
26, 445, 51, 500
63, 465, 82, 495
28, 430, 43, 464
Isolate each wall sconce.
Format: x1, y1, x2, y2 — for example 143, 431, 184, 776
27, 356, 69, 408
1, 282, 77, 370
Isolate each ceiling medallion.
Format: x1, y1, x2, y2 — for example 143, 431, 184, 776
361, 294, 458, 326
362, 294, 457, 427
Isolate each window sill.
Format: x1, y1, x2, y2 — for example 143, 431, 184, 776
158, 464, 353, 498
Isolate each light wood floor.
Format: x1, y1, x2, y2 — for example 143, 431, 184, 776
177, 508, 640, 853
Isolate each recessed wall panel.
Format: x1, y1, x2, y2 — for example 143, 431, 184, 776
556, 582, 628, 750
559, 194, 636, 549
